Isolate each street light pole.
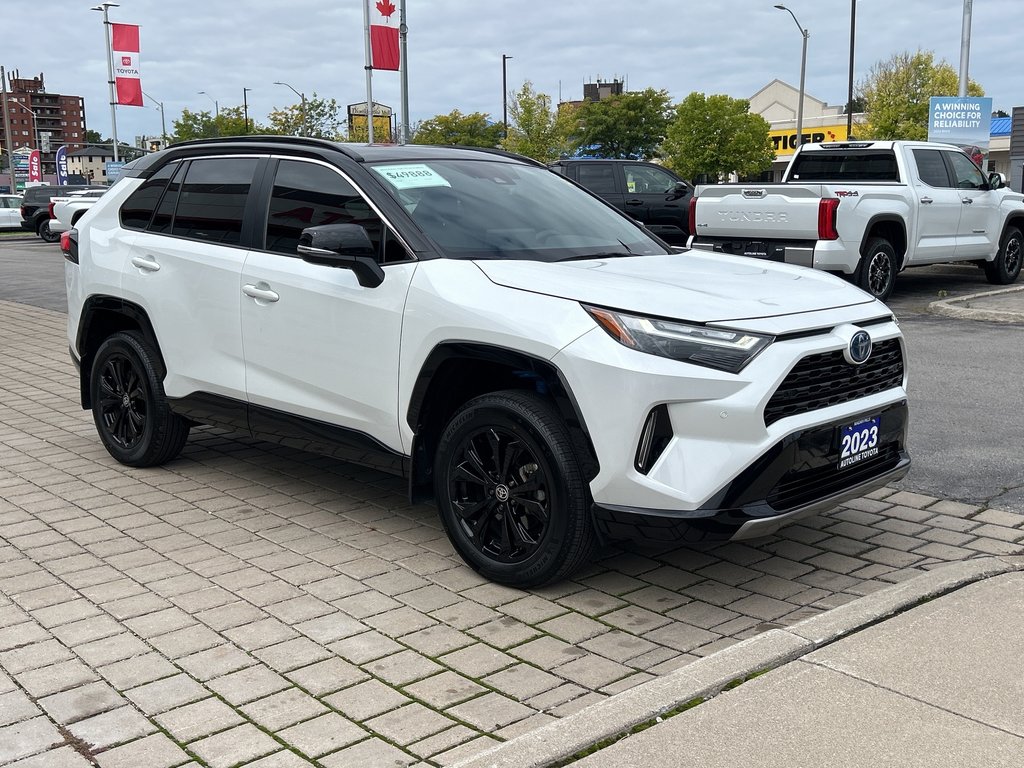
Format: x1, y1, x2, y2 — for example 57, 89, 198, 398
958, 0, 973, 97
243, 88, 252, 133
502, 54, 513, 139
847, 0, 856, 138
91, 2, 121, 162
1, 66, 17, 192
142, 90, 166, 147
198, 91, 219, 136
274, 81, 306, 137
775, 4, 809, 153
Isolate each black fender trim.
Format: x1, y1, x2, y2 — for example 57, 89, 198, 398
860, 215, 908, 268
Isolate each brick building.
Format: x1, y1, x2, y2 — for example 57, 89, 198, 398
1, 71, 88, 176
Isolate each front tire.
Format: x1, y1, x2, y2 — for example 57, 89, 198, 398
984, 226, 1023, 285
90, 332, 189, 467
37, 219, 60, 243
855, 237, 898, 301
434, 390, 595, 588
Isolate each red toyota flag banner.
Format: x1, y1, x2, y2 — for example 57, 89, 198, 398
111, 23, 143, 106
369, 0, 400, 71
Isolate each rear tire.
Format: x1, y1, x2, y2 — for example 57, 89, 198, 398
984, 226, 1023, 285
90, 331, 189, 467
37, 219, 60, 243
434, 390, 595, 587
855, 237, 897, 301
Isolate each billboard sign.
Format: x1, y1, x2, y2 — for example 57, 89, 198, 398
928, 97, 993, 166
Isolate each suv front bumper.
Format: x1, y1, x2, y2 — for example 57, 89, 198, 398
592, 403, 910, 544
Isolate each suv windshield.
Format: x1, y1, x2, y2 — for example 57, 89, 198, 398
370, 159, 670, 261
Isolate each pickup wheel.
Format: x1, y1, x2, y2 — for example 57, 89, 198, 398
90, 331, 190, 467
984, 226, 1023, 285
856, 238, 897, 301
37, 218, 60, 243
434, 390, 595, 588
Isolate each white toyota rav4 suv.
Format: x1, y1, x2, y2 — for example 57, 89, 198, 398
64, 137, 910, 586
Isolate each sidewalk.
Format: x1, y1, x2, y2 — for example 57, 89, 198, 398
929, 284, 1024, 323
453, 556, 1024, 767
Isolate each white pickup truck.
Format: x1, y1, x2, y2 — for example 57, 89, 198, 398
687, 140, 1024, 300
48, 189, 107, 236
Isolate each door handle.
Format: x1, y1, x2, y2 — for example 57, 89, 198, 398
625, 199, 643, 206
130, 256, 160, 272
242, 284, 280, 303
961, 198, 973, 205
920, 197, 933, 204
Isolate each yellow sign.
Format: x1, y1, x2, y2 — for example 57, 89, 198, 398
349, 114, 393, 143
770, 124, 849, 156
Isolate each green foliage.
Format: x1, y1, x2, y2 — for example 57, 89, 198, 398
84, 129, 104, 144
858, 50, 984, 140
411, 110, 503, 148
572, 88, 672, 160
662, 92, 774, 182
265, 93, 344, 139
501, 82, 577, 163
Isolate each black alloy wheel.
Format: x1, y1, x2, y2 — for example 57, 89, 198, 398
985, 226, 1023, 285
37, 218, 60, 243
434, 390, 595, 587
447, 425, 550, 564
97, 352, 148, 451
856, 237, 897, 301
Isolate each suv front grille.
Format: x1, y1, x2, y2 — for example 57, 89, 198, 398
764, 338, 904, 426
767, 445, 902, 510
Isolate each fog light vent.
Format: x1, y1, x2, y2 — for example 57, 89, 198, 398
635, 404, 673, 475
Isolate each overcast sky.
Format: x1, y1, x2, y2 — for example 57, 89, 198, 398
5, 0, 1021, 144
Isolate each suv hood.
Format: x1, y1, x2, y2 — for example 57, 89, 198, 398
474, 252, 874, 324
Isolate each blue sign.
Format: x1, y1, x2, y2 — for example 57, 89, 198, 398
105, 161, 126, 183
56, 146, 69, 186
928, 97, 993, 154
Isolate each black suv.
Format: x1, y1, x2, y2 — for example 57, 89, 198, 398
549, 159, 691, 245
20, 184, 106, 242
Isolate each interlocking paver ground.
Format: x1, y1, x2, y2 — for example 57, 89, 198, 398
1, 298, 1023, 766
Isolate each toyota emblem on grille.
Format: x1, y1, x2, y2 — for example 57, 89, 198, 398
847, 330, 872, 365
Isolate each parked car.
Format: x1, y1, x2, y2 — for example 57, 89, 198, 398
64, 137, 910, 586
0, 194, 23, 229
48, 189, 108, 236
549, 159, 692, 245
688, 141, 1024, 300
20, 184, 107, 242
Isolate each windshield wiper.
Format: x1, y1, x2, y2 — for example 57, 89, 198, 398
557, 252, 635, 262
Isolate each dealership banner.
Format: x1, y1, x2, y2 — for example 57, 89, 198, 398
368, 0, 400, 70
55, 146, 69, 185
928, 97, 992, 154
112, 23, 143, 106
28, 150, 41, 182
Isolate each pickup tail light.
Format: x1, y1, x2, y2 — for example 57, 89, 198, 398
48, 201, 57, 219
687, 196, 698, 237
61, 228, 79, 264
818, 198, 840, 240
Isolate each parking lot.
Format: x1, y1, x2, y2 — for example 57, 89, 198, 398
1, 238, 1022, 767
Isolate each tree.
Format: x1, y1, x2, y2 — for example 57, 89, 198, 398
84, 129, 104, 144
172, 107, 260, 142
858, 50, 984, 140
411, 110, 503, 147
572, 88, 671, 159
661, 92, 774, 182
265, 93, 344, 139
501, 82, 576, 163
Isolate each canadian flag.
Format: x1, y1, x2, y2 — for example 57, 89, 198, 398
111, 23, 143, 107
369, 0, 400, 71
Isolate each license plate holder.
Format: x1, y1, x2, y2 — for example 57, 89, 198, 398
838, 416, 881, 470
743, 241, 768, 258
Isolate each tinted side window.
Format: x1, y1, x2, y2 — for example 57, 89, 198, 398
149, 162, 186, 234
120, 163, 177, 230
947, 151, 986, 190
912, 150, 951, 188
624, 164, 679, 194
264, 160, 400, 261
171, 157, 259, 244
576, 164, 618, 194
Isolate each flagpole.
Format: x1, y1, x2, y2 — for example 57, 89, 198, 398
362, 0, 375, 144
2, 66, 18, 192
93, 3, 121, 162
399, 0, 409, 144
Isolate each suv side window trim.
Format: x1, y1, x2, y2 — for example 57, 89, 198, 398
256, 155, 416, 264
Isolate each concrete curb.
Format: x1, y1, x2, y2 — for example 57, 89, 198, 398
450, 555, 1024, 768
928, 285, 1024, 323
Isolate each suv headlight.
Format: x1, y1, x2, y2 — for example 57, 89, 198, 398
584, 305, 772, 373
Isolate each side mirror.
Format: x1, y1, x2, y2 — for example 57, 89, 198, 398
988, 172, 1005, 190
670, 180, 690, 198
297, 224, 385, 288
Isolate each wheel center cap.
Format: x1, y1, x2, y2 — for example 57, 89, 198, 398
121, 393, 131, 409
494, 484, 510, 502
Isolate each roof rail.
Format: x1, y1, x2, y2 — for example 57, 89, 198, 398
168, 134, 366, 161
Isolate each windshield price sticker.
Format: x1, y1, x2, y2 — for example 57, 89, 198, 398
838, 416, 881, 470
373, 164, 451, 190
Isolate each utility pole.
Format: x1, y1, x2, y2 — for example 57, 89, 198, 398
1, 66, 17, 192
958, 0, 973, 97
502, 54, 513, 139
399, 0, 409, 144
243, 87, 251, 133
847, 0, 856, 139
